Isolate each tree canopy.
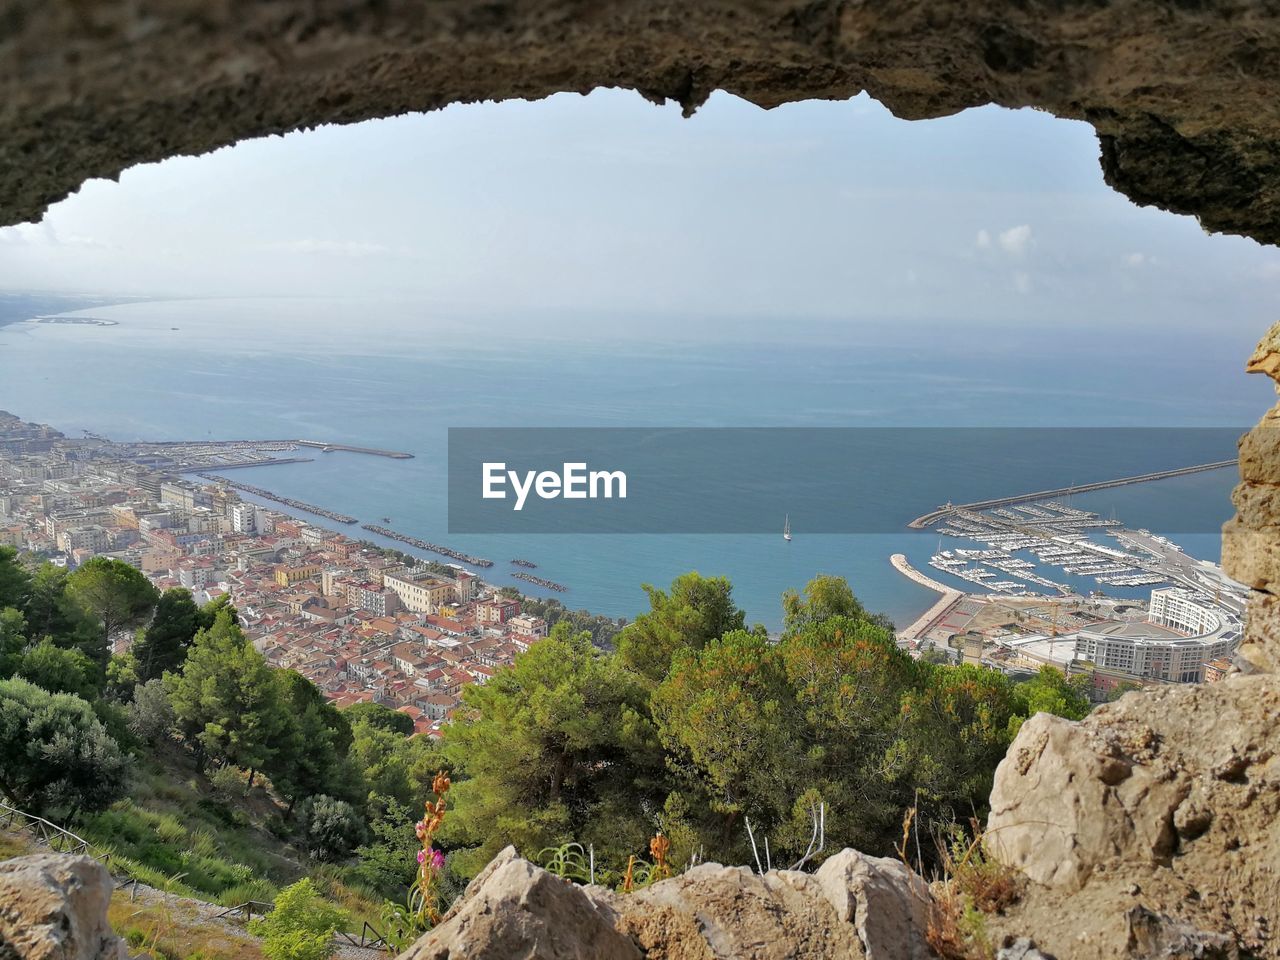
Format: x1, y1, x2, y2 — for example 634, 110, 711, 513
66, 556, 158, 660
442, 623, 662, 876
614, 572, 747, 683
166, 608, 288, 778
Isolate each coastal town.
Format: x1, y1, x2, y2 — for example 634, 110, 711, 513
1, 405, 1251, 734
0, 410, 560, 737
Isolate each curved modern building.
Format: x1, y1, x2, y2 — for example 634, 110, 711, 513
1073, 588, 1241, 684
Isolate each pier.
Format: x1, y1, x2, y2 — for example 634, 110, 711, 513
907, 459, 1237, 529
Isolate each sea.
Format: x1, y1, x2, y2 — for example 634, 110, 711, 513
0, 296, 1269, 630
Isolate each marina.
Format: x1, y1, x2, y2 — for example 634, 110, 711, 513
912, 493, 1209, 601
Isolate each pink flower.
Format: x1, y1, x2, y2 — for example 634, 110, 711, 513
414, 821, 427, 840
416, 850, 426, 864
430, 848, 445, 870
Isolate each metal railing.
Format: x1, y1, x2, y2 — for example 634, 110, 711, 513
337, 921, 388, 950
0, 799, 110, 866
212, 900, 275, 921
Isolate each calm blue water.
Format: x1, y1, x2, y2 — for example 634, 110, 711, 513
0, 298, 1267, 629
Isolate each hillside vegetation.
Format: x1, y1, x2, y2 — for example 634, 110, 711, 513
0, 546, 1091, 947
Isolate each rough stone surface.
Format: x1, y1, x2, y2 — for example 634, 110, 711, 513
604, 862, 867, 959
1237, 589, 1280, 674
1124, 906, 1239, 960
396, 846, 641, 960
986, 676, 1280, 959
397, 847, 941, 960
0, 854, 125, 960
6, 1, 1280, 243
996, 940, 1057, 960
1225, 319, 1280, 677
812, 849, 934, 960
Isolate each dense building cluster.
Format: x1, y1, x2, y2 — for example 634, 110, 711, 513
0, 410, 548, 736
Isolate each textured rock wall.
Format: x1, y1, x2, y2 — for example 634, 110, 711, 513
5, 0, 1280, 245
0, 854, 125, 960
1224, 321, 1280, 674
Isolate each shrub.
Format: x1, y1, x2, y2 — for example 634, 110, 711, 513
249, 879, 346, 960
210, 764, 244, 799
127, 679, 175, 744
0, 677, 129, 814
297, 796, 366, 863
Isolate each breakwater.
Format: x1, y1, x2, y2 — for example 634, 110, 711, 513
360, 524, 494, 567
296, 440, 413, 459
511, 571, 568, 593
197, 457, 313, 469
890, 553, 965, 640
908, 459, 1238, 529
195, 474, 358, 524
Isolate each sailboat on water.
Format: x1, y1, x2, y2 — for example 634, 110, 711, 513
783, 515, 792, 542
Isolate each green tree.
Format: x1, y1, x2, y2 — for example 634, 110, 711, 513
133, 587, 203, 681
249, 878, 346, 960
781, 574, 867, 634
900, 663, 1023, 829
354, 797, 423, 898
167, 609, 289, 779
0, 677, 129, 815
1010, 664, 1092, 734
615, 572, 746, 683
443, 624, 662, 877
349, 722, 443, 807
343, 701, 414, 737
0, 546, 31, 611
272, 671, 357, 814
21, 563, 99, 655
15, 638, 100, 698
199, 593, 240, 629
778, 613, 926, 855
65, 557, 158, 662
0, 607, 28, 677
652, 629, 800, 858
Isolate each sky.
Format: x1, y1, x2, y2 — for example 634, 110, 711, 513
1, 88, 1278, 340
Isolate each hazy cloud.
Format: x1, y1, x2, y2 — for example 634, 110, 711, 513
0, 222, 102, 248
266, 239, 402, 258
998, 224, 1033, 257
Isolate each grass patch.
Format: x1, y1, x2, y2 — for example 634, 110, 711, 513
0, 828, 35, 860
108, 894, 264, 960
922, 819, 1023, 960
